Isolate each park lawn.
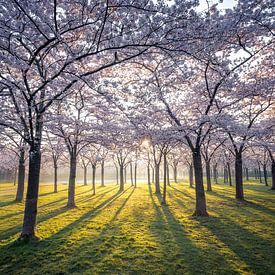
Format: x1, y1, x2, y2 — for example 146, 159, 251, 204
0, 181, 274, 275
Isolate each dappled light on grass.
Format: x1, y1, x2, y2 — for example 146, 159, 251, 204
0, 182, 274, 274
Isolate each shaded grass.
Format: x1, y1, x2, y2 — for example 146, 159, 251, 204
0, 181, 274, 274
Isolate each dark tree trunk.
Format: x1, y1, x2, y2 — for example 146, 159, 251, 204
271, 161, 275, 190
173, 165, 177, 183
115, 165, 119, 185
101, 161, 105, 187
245, 167, 249, 181
21, 144, 41, 238
189, 163, 194, 188
227, 162, 232, 186
167, 164, 170, 186
223, 167, 228, 184
235, 151, 244, 200
263, 164, 268, 186
155, 164, 160, 194
92, 164, 96, 195
254, 168, 258, 179
83, 165, 87, 186
205, 161, 212, 191
15, 147, 25, 202
130, 163, 134, 186
162, 153, 167, 204
119, 164, 124, 192
258, 163, 262, 183
67, 153, 77, 207
134, 163, 137, 188
147, 163, 150, 185
54, 163, 58, 193
213, 164, 218, 184
192, 149, 208, 216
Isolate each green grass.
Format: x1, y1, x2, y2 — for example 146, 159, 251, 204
0, 180, 274, 274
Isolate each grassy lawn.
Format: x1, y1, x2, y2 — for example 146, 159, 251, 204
0, 181, 274, 274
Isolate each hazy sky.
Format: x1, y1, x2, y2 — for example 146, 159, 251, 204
197, 0, 237, 12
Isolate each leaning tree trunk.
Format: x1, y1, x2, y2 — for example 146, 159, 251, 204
21, 143, 41, 239
193, 149, 208, 216
83, 165, 87, 186
67, 153, 77, 207
227, 162, 232, 186
119, 164, 124, 192
101, 161, 105, 187
147, 163, 151, 185
235, 151, 244, 200
15, 147, 25, 202
53, 162, 58, 193
162, 153, 167, 204
263, 164, 268, 186
271, 160, 275, 190
205, 160, 212, 191
189, 163, 194, 188
92, 164, 96, 195
155, 164, 161, 194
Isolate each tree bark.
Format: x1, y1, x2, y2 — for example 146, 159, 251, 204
134, 163, 137, 188
130, 163, 134, 186
155, 164, 160, 194
173, 165, 177, 183
271, 160, 275, 190
227, 162, 232, 186
213, 163, 218, 184
258, 163, 262, 183
54, 163, 58, 193
124, 167, 127, 184
206, 161, 212, 191
15, 147, 25, 202
101, 161, 105, 187
162, 153, 167, 204
115, 165, 119, 185
245, 167, 249, 181
92, 164, 96, 195
83, 165, 87, 186
67, 153, 77, 207
147, 163, 150, 185
235, 151, 244, 200
192, 149, 208, 216
263, 164, 268, 186
189, 163, 194, 188
21, 144, 41, 238
119, 164, 124, 192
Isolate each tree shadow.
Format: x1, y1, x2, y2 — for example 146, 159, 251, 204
169, 185, 194, 200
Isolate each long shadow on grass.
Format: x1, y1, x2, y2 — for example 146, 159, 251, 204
210, 191, 275, 218
196, 215, 274, 274
148, 185, 225, 274
169, 185, 194, 200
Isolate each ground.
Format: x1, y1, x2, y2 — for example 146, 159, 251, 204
0, 180, 274, 275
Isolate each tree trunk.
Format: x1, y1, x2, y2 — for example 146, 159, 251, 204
119, 164, 124, 192
92, 164, 96, 195
245, 167, 249, 181
101, 161, 105, 187
167, 164, 170, 186
271, 160, 275, 190
213, 164, 218, 184
192, 149, 208, 216
124, 167, 127, 184
21, 144, 41, 238
254, 168, 258, 179
235, 151, 244, 200
152, 166, 155, 184
83, 165, 87, 186
258, 163, 262, 183
155, 164, 160, 194
67, 153, 77, 207
162, 153, 167, 204
147, 163, 150, 185
115, 165, 119, 185
263, 164, 268, 186
15, 147, 25, 202
189, 163, 194, 188
134, 163, 137, 188
130, 163, 134, 186
173, 165, 177, 183
54, 164, 58, 193
206, 160, 212, 191
227, 162, 232, 186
